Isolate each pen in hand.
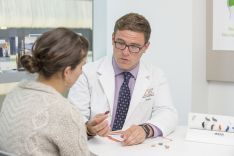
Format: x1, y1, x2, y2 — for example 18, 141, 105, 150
104, 111, 110, 115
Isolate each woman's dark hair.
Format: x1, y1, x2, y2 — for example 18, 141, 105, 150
113, 13, 151, 43
20, 27, 89, 78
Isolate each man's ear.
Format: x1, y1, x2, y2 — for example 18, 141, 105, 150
112, 33, 115, 45
142, 42, 150, 53
145, 42, 150, 49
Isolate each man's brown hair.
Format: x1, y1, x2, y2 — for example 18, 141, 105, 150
113, 13, 151, 43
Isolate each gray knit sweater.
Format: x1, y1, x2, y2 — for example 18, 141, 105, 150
0, 80, 90, 156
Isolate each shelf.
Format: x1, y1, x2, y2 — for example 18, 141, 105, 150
0, 70, 30, 83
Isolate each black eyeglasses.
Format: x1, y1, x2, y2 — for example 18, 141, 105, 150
114, 41, 144, 53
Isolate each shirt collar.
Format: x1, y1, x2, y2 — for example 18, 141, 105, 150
112, 57, 139, 79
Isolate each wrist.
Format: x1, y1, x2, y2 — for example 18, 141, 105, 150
86, 121, 96, 136
139, 123, 153, 138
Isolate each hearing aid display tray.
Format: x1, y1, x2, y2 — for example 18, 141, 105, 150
186, 113, 234, 146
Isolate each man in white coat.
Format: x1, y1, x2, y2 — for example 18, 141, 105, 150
68, 13, 178, 146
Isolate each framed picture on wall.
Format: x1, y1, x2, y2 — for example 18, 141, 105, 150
212, 0, 234, 51
206, 0, 234, 82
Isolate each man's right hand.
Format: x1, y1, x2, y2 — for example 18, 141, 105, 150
86, 112, 111, 137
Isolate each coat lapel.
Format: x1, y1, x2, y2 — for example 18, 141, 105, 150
125, 62, 151, 123
97, 57, 115, 114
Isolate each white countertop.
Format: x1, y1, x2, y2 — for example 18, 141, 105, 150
88, 126, 234, 156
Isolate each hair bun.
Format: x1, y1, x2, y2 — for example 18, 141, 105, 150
20, 55, 40, 73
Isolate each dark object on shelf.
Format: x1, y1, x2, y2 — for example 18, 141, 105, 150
0, 48, 3, 57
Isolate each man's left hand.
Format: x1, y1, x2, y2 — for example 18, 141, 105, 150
121, 125, 146, 146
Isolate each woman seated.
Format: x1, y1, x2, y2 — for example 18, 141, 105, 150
0, 28, 90, 156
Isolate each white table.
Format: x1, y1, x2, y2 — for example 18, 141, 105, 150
88, 126, 234, 156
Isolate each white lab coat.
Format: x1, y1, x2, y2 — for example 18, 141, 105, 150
68, 56, 178, 136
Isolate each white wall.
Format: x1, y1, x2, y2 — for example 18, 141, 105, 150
92, 0, 107, 60
192, 0, 208, 113
105, 0, 192, 125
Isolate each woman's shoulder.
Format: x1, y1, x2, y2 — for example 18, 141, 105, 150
47, 97, 84, 123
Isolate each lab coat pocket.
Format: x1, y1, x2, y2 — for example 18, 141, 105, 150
141, 99, 153, 112
135, 99, 153, 123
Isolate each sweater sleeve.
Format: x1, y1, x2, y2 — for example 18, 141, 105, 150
47, 104, 90, 156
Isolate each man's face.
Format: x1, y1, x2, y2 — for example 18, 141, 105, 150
112, 30, 149, 71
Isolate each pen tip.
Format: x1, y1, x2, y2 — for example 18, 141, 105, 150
105, 111, 110, 114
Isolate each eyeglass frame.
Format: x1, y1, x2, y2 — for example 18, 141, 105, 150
114, 41, 146, 53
